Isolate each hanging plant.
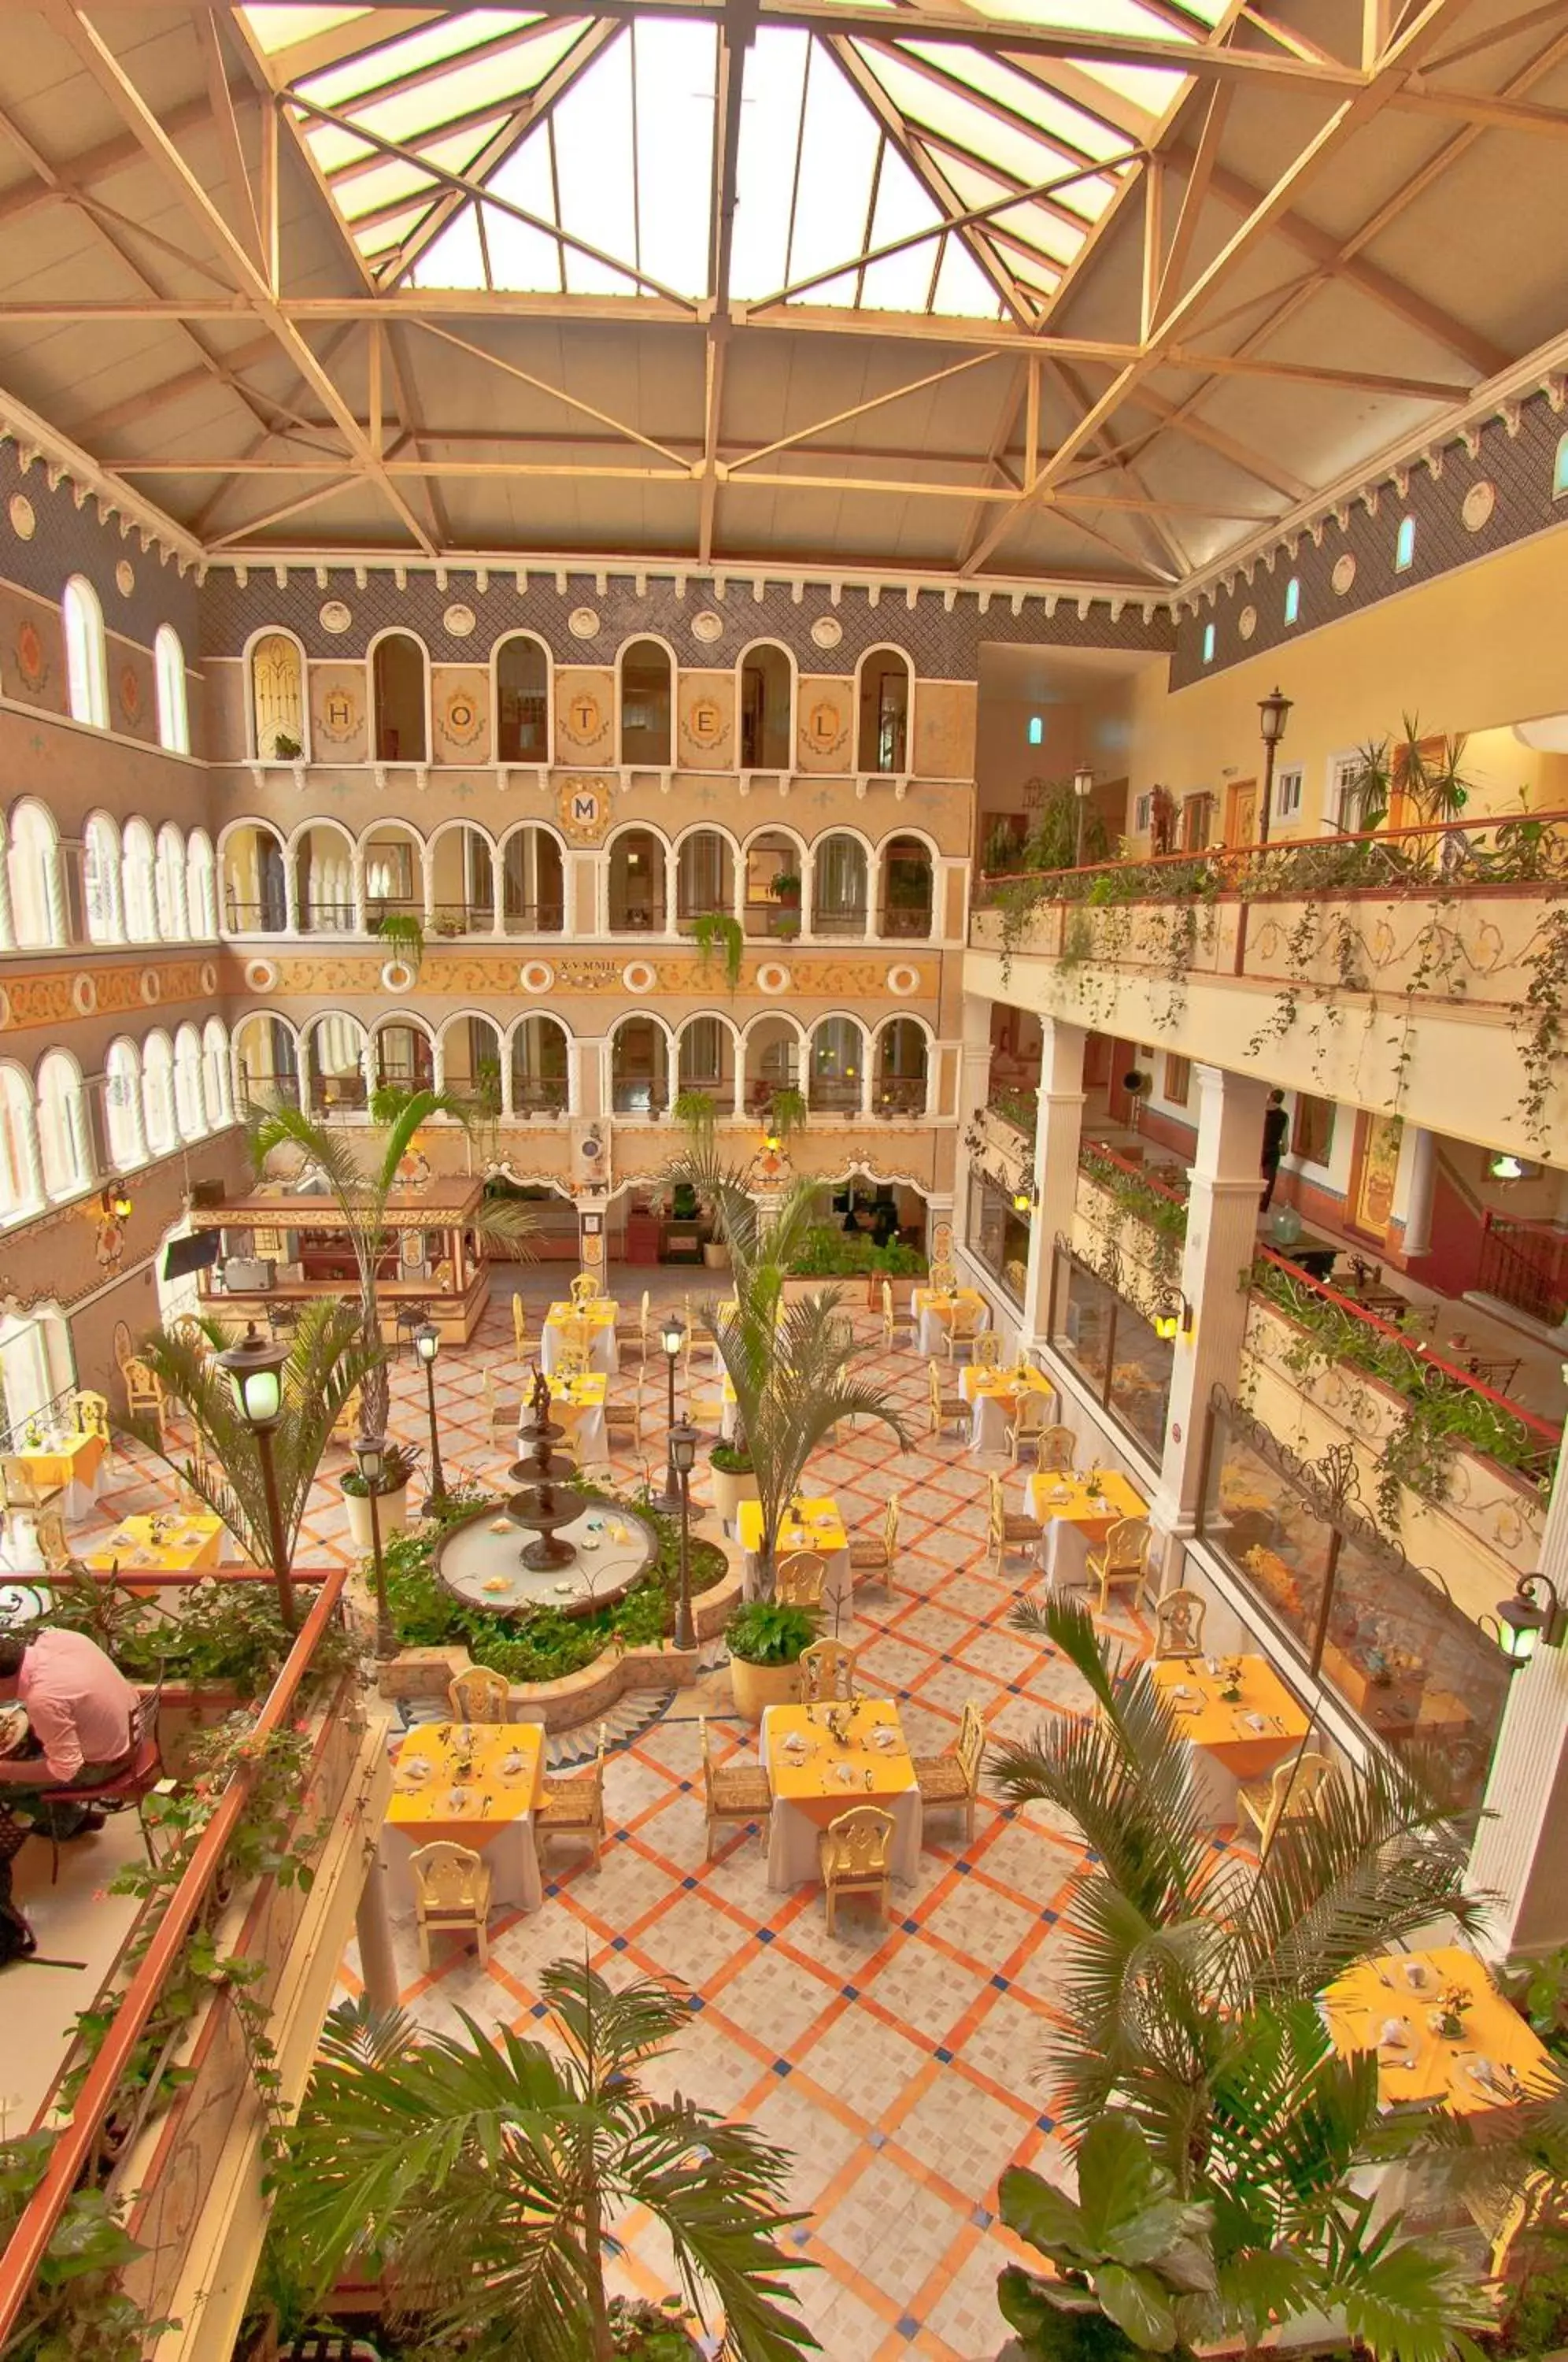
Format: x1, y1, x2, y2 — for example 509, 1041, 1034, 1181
690, 909, 745, 997
372, 909, 425, 980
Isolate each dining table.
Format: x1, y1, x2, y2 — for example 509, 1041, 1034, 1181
541, 1372, 608, 1466
758, 1697, 921, 1890
15, 1427, 109, 1521
737, 1495, 851, 1617
379, 1720, 546, 1915
1149, 1652, 1311, 1826
80, 1512, 225, 1579
1322, 1946, 1556, 2117
1026, 1468, 1147, 1590
912, 1286, 990, 1357
960, 1361, 1055, 1453
540, 1298, 620, 1378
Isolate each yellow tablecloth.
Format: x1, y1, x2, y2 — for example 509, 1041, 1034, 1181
737, 1497, 848, 1559
82, 1513, 223, 1575
960, 1364, 1055, 1405
383, 1720, 546, 1914
18, 1431, 107, 1514
1150, 1653, 1309, 1781
764, 1697, 914, 1823
542, 1299, 621, 1378
913, 1287, 987, 1324
546, 1299, 619, 1330
1026, 1468, 1145, 1539
1324, 1947, 1556, 2115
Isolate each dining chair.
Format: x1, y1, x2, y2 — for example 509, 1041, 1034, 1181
880, 1279, 915, 1353
912, 1699, 986, 1843
511, 1291, 534, 1361
1152, 1587, 1207, 1660
484, 1366, 521, 1446
799, 1637, 857, 1703
1035, 1424, 1077, 1473
987, 1473, 1042, 1575
71, 1389, 112, 1440
927, 1261, 957, 1294
1237, 1751, 1334, 1857
848, 1495, 898, 1595
113, 1320, 135, 1377
927, 1360, 967, 1439
409, 1840, 494, 1968
615, 1288, 650, 1361
35, 1508, 72, 1574
1086, 1516, 1152, 1617
941, 1304, 983, 1364
775, 1550, 827, 1609
971, 1331, 1003, 1369
534, 1723, 607, 1871
604, 1386, 644, 1451
568, 1271, 601, 1305
39, 1670, 166, 1882
700, 1716, 772, 1858
123, 1357, 169, 1440
331, 1382, 364, 1447
1005, 1390, 1056, 1465
819, 1805, 895, 1934
448, 1665, 512, 1723
0, 1458, 61, 1524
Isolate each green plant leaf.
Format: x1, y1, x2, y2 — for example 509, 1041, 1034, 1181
1092, 2265, 1177, 2352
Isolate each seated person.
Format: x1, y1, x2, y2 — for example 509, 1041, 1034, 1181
870, 1197, 899, 1249
0, 1627, 140, 1838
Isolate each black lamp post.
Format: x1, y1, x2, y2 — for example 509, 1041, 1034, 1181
352, 1427, 394, 1658
669, 1417, 698, 1650
1256, 687, 1292, 846
412, 1319, 447, 1512
216, 1319, 296, 1630
653, 1311, 686, 1512
1072, 765, 1094, 867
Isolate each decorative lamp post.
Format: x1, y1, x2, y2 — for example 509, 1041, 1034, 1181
352, 1428, 394, 1658
412, 1320, 447, 1513
1072, 765, 1094, 868
653, 1312, 686, 1512
216, 1320, 296, 1630
1256, 687, 1293, 846
669, 1417, 699, 1651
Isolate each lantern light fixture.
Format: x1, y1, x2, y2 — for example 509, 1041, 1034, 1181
660, 1311, 686, 1361
1490, 1152, 1528, 1182
1496, 1572, 1567, 1666
217, 1320, 287, 1431
1152, 1293, 1194, 1343
412, 1320, 441, 1367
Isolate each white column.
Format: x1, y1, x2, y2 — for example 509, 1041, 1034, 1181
950, 990, 993, 1256
1022, 1019, 1086, 1351
355, 1857, 400, 2015
1470, 1446, 1568, 1960
799, 842, 815, 944
575, 1035, 605, 1121
490, 839, 505, 939
280, 846, 299, 939
1150, 1064, 1270, 1575
1400, 1124, 1437, 1262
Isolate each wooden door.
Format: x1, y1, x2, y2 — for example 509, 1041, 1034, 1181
1225, 779, 1259, 844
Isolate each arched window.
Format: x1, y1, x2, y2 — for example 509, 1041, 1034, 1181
856, 649, 909, 774
509, 1015, 570, 1116
1202, 621, 1216, 665
875, 1018, 928, 1116
742, 1016, 799, 1117
741, 831, 802, 939
441, 1014, 501, 1107
808, 1016, 864, 1113
83, 813, 124, 943
222, 823, 288, 933
675, 831, 734, 927
186, 830, 216, 938
879, 835, 933, 939
304, 1014, 368, 1116
173, 1024, 206, 1140
361, 825, 422, 917
495, 634, 549, 760
500, 825, 564, 934
609, 1015, 668, 1116
812, 834, 867, 936
372, 1020, 434, 1097
295, 824, 356, 932
232, 1014, 298, 1110
154, 822, 187, 939
1395, 514, 1416, 571
430, 823, 494, 933
740, 643, 791, 768
154, 624, 189, 753
103, 1038, 146, 1171
1555, 432, 1568, 499
372, 632, 427, 762
1283, 576, 1300, 626
62, 576, 108, 728
619, 640, 672, 767
250, 632, 305, 761
36, 1051, 91, 1201
202, 1018, 232, 1129
0, 1064, 42, 1224
7, 805, 62, 948
678, 1016, 736, 1114
141, 1032, 176, 1156
122, 818, 158, 942
608, 829, 666, 932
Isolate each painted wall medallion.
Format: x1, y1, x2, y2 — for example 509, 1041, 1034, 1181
442, 687, 483, 746
802, 696, 849, 759
15, 620, 46, 691
320, 599, 353, 635
568, 605, 601, 640
139, 968, 161, 1005
810, 616, 843, 650
7, 494, 35, 541
200, 960, 218, 994
115, 559, 135, 598
381, 957, 416, 993
1330, 553, 1356, 596
755, 961, 792, 996
686, 695, 724, 750
71, 975, 97, 1016
560, 689, 606, 750
118, 664, 142, 725
691, 610, 723, 643
1462, 479, 1496, 532
520, 959, 555, 994
319, 686, 359, 742
557, 776, 612, 846
1237, 605, 1257, 641
621, 959, 657, 994
885, 962, 920, 995
442, 602, 477, 638
244, 957, 278, 992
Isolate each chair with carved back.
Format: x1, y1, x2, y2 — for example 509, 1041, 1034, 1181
409, 1840, 493, 1968
799, 1636, 857, 1704
701, 1715, 772, 1858
1035, 1424, 1077, 1474
534, 1723, 607, 1871
848, 1496, 898, 1596
512, 1292, 534, 1361
912, 1699, 986, 1843
1005, 1388, 1055, 1466
927, 1359, 967, 1440
987, 1473, 1042, 1575
448, 1665, 512, 1724
819, 1805, 894, 1935
1086, 1516, 1152, 1619
568, 1272, 601, 1305
971, 1331, 1003, 1370
1237, 1751, 1335, 1858
1152, 1586, 1207, 1661
775, 1550, 827, 1610
941, 1302, 984, 1364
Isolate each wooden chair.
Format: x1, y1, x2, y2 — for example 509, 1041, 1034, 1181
1035, 1424, 1077, 1473
941, 1304, 983, 1364
928, 1261, 956, 1294
484, 1367, 521, 1446
799, 1637, 857, 1703
0, 1458, 61, 1523
1086, 1516, 1152, 1618
556, 1315, 594, 1368
535, 1723, 607, 1871
819, 1805, 894, 1934
167, 1315, 211, 1364
409, 1840, 493, 1968
775, 1550, 827, 1609
880, 1279, 914, 1353
604, 1386, 643, 1452
568, 1271, 601, 1305
448, 1665, 512, 1723
331, 1382, 364, 1448
1152, 1586, 1207, 1660
1237, 1751, 1334, 1857
615, 1288, 651, 1361
701, 1716, 772, 1858
848, 1496, 898, 1594
927, 1359, 967, 1440
1005, 1389, 1055, 1466
123, 1357, 168, 1438
912, 1699, 986, 1843
112, 1320, 135, 1376
512, 1291, 534, 1360
987, 1473, 1042, 1575
971, 1331, 1003, 1370
176, 1451, 213, 1514
35, 1508, 72, 1574
71, 1389, 111, 1441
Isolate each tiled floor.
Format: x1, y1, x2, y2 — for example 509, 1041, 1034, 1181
13, 1271, 1165, 2358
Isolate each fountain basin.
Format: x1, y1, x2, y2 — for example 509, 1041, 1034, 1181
434, 1494, 659, 1620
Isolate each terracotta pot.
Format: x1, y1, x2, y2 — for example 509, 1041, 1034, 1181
729, 1652, 802, 1722
343, 1479, 410, 1553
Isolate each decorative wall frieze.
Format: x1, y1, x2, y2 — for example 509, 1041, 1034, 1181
0, 953, 220, 1035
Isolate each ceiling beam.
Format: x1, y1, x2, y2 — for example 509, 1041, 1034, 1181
698, 0, 756, 565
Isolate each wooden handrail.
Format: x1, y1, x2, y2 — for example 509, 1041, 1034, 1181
980, 805, 1568, 889
0, 1564, 349, 2340
1080, 1139, 1189, 1208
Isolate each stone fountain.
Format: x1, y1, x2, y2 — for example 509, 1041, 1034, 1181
506, 1369, 582, 1572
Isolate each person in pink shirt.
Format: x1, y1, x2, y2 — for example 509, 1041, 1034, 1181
0, 1627, 140, 1838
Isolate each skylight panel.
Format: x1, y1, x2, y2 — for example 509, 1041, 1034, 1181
484, 138, 569, 291
730, 28, 808, 300
333, 157, 438, 228
900, 44, 1131, 161
553, 35, 638, 294
787, 45, 879, 293
631, 19, 716, 294
932, 235, 1004, 319
860, 145, 950, 312
300, 13, 538, 106
413, 201, 488, 290
242, 6, 365, 59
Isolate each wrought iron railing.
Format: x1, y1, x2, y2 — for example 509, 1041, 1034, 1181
1478, 1211, 1568, 1327
501, 900, 565, 934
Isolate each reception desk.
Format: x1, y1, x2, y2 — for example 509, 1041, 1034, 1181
187, 1177, 490, 1345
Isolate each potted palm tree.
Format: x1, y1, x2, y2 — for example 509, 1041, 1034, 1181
270, 1958, 819, 2361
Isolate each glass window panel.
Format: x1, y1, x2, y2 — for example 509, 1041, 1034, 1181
730, 28, 808, 298
554, 36, 636, 294
933, 235, 1003, 317
857, 145, 941, 312
486, 140, 568, 290
789, 45, 879, 289
411, 199, 487, 287
967, 1172, 1027, 1304
632, 19, 716, 294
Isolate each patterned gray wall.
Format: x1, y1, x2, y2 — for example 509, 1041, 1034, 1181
0, 439, 202, 654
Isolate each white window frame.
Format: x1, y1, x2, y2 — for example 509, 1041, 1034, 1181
62, 576, 109, 729
1133, 790, 1152, 832
154, 624, 190, 754
1274, 765, 1304, 823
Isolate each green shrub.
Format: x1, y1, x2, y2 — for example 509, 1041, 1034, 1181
725, 1601, 817, 1665
785, 1223, 926, 1278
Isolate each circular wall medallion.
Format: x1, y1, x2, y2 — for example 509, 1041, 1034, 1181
115, 559, 135, 598
200, 960, 218, 994
568, 605, 601, 640
519, 959, 555, 994
244, 957, 277, 992
810, 615, 843, 650
69, 974, 96, 1016
621, 958, 657, 994
885, 962, 920, 995
0, 984, 10, 1031
139, 969, 161, 1005
1237, 604, 1257, 641
442, 602, 476, 638
755, 961, 792, 995
1330, 553, 1357, 596
7, 494, 34, 541
691, 609, 724, 644
380, 958, 415, 993
320, 599, 353, 635
1462, 479, 1496, 532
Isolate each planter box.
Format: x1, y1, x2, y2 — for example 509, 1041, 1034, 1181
159, 1683, 248, 1776
343, 1479, 409, 1553
730, 1653, 801, 1722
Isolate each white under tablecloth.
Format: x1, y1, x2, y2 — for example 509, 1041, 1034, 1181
1038, 1515, 1095, 1592
538, 1401, 608, 1466
758, 1706, 923, 1890
540, 1319, 619, 1378
916, 1301, 991, 1357
742, 1538, 852, 1621
379, 1812, 543, 1916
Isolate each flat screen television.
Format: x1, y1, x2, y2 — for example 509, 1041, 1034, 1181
164, 1230, 220, 1282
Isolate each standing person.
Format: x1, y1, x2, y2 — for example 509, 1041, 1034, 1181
0, 1627, 140, 1838
1259, 1089, 1289, 1212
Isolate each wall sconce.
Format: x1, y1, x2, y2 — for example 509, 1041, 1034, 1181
102, 1186, 132, 1224
1011, 1180, 1038, 1215
1152, 1292, 1193, 1342
1496, 1572, 1568, 1666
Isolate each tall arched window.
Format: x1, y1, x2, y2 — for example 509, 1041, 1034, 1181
155, 822, 187, 939
174, 1024, 206, 1140
500, 826, 564, 934
608, 829, 666, 932
250, 632, 305, 761
808, 1016, 864, 1113
879, 835, 933, 939
856, 649, 910, 774
812, 834, 868, 936
154, 625, 190, 753
36, 1051, 91, 1200
202, 1017, 232, 1129
141, 1031, 176, 1156
496, 634, 549, 760
372, 1020, 434, 1096
875, 1017, 929, 1115
619, 641, 672, 766
186, 830, 216, 938
6, 804, 63, 948
509, 1015, 570, 1116
304, 1014, 368, 1116
122, 818, 158, 942
372, 633, 427, 762
0, 1064, 42, 1224
103, 1038, 146, 1171
677, 1016, 736, 1113
83, 813, 124, 943
232, 1014, 298, 1110
609, 1015, 669, 1116
675, 831, 734, 926
740, 643, 792, 768
63, 576, 108, 728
